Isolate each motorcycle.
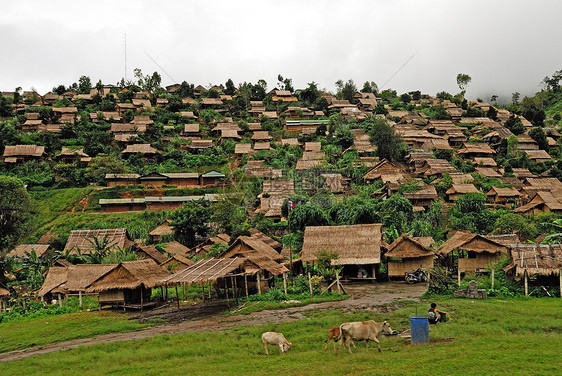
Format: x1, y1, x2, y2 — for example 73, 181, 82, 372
405, 268, 427, 284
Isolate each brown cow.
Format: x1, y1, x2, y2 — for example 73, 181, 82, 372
337, 320, 393, 354
324, 326, 356, 351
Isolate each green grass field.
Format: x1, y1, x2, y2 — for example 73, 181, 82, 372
1, 297, 560, 375
0, 311, 151, 353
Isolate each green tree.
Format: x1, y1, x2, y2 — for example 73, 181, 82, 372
505, 115, 525, 135
493, 213, 538, 241
77, 75, 92, 94
335, 79, 357, 102
172, 200, 211, 247
366, 117, 406, 161
511, 92, 520, 105
529, 126, 549, 151
277, 74, 294, 92
288, 204, 330, 232
361, 81, 379, 94
456, 73, 471, 92
0, 176, 31, 253
85, 154, 130, 184
224, 79, 236, 95
134, 69, 162, 96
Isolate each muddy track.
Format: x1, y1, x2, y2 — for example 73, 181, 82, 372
0, 282, 426, 363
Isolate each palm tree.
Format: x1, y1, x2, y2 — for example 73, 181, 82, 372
542, 219, 562, 243
86, 235, 115, 264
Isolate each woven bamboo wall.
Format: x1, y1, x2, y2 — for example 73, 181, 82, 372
388, 257, 433, 277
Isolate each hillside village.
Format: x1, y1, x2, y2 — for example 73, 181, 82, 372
1, 71, 562, 312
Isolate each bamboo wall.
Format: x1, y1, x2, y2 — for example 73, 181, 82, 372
388, 257, 433, 277
459, 253, 500, 273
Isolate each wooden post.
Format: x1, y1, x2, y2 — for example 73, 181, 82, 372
491, 269, 495, 290
372, 264, 376, 280
458, 268, 461, 286
182, 283, 186, 299
244, 274, 249, 300
225, 279, 230, 303
175, 284, 180, 310
201, 282, 205, 303
40, 295, 44, 304
283, 273, 288, 295
336, 272, 341, 295
524, 270, 529, 296
208, 281, 212, 299
140, 286, 144, 312
308, 272, 313, 297
233, 276, 239, 304
257, 273, 262, 295
160, 286, 164, 303
559, 269, 562, 298
79, 291, 83, 309
58, 293, 62, 308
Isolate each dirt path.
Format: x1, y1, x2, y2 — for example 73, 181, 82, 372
0, 282, 426, 363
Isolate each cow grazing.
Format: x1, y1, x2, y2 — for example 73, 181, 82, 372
324, 326, 356, 351
337, 320, 393, 354
262, 332, 292, 355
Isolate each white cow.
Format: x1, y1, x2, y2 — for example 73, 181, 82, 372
337, 320, 393, 354
261, 332, 292, 355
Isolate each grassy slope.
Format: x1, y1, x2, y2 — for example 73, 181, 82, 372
1, 297, 560, 375
0, 311, 151, 353
26, 187, 165, 242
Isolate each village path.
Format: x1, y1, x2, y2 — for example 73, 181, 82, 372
0, 282, 426, 363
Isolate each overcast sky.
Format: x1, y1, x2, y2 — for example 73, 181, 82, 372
1, 0, 561, 102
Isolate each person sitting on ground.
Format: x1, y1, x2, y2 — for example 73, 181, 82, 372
428, 302, 447, 324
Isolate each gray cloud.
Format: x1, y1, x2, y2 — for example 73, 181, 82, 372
1, 0, 560, 102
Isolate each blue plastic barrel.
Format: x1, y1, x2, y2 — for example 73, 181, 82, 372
410, 316, 429, 344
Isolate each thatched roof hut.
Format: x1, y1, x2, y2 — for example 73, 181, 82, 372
437, 231, 509, 273
136, 245, 167, 264
437, 231, 507, 256
148, 221, 173, 242
505, 244, 562, 278
161, 254, 195, 273
8, 244, 51, 258
64, 228, 133, 254
190, 233, 231, 257
221, 236, 284, 262
300, 224, 382, 265
385, 235, 436, 259
63, 264, 116, 293
37, 267, 69, 297
86, 260, 170, 293
158, 241, 190, 257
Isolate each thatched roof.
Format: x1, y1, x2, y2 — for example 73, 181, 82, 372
221, 236, 283, 262
301, 224, 382, 265
363, 159, 405, 181
506, 244, 562, 277
484, 234, 521, 247
3, 145, 45, 157
487, 186, 522, 198
514, 191, 562, 213
87, 260, 170, 292
163, 257, 245, 284
446, 184, 479, 195
37, 267, 68, 297
251, 131, 272, 140
137, 245, 168, 264
161, 254, 195, 272
248, 228, 282, 250
159, 241, 190, 257
63, 264, 116, 292
437, 231, 508, 256
403, 185, 438, 200
235, 143, 252, 154
64, 228, 132, 254
385, 234, 435, 259
8, 244, 51, 258
122, 143, 158, 154
458, 143, 496, 155
149, 221, 174, 237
